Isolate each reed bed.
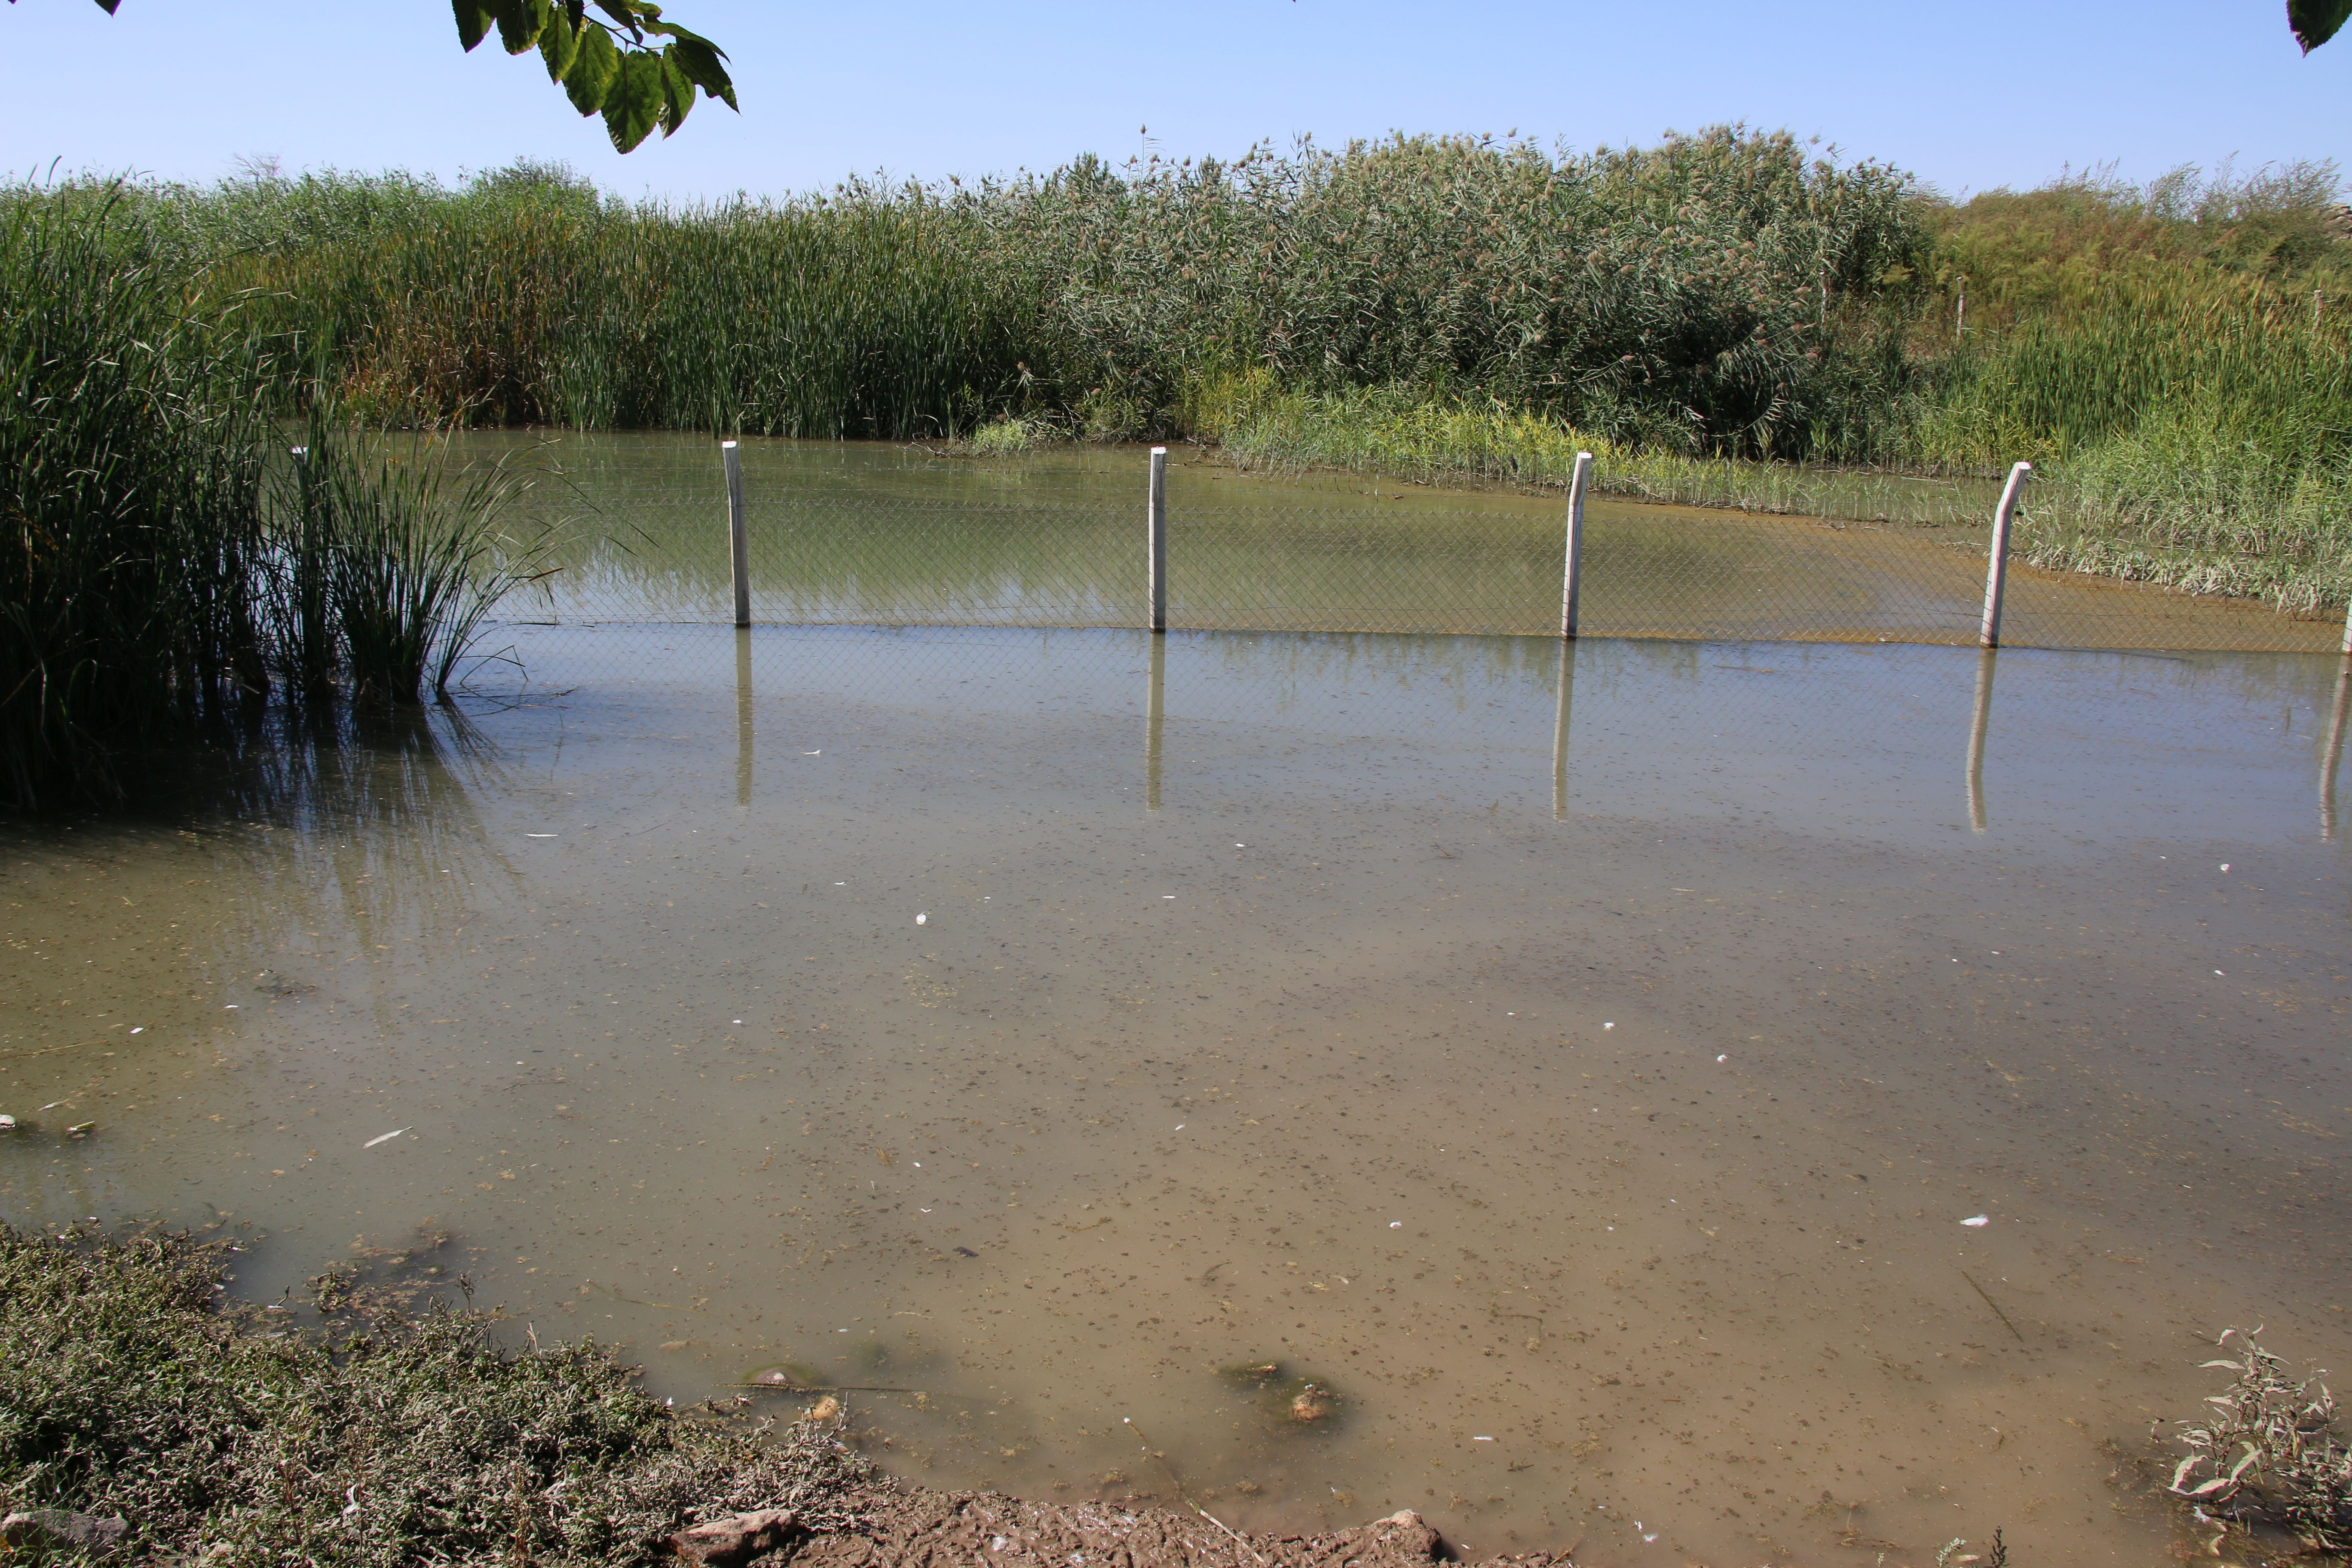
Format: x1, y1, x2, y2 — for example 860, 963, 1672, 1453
4, 138, 2347, 806
0, 194, 559, 807
29, 138, 2339, 604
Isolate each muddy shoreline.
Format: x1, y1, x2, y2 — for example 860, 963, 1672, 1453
773, 1478, 1567, 1568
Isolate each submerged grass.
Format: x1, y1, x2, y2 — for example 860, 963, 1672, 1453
0, 1221, 871, 1566
1205, 380, 2352, 616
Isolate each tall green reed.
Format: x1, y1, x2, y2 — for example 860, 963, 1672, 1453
275, 426, 557, 704
0, 190, 270, 805
0, 188, 568, 805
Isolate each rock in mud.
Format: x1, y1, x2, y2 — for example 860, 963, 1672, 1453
1286, 1383, 1336, 1424
666, 1506, 797, 1566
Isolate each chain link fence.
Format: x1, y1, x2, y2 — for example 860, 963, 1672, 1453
480, 436, 2352, 663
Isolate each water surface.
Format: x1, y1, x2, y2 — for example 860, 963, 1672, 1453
472, 434, 2343, 652
6, 620, 2350, 1566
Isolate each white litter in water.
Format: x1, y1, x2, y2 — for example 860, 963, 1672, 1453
364, 1128, 409, 1149
803, 750, 821, 756
1235, 843, 1245, 848
2219, 863, 2230, 872
1473, 1435, 1494, 1441
1716, 1054, 1727, 1062
525, 833, 557, 839
1390, 1221, 1403, 1228
224, 1004, 238, 1010
1162, 894, 1175, 899
1603, 1021, 1615, 1030
1962, 1215, 1991, 1227
130, 1027, 143, 1034
916, 913, 928, 925
1174, 1124, 1185, 1130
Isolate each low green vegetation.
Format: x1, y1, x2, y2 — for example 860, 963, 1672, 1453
0, 1221, 868, 1566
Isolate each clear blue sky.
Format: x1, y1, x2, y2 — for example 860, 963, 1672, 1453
3, 0, 2345, 201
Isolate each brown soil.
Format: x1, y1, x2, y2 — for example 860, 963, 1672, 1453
781, 1483, 1574, 1568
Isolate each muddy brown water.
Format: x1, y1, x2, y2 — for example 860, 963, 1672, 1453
6, 444, 2352, 1566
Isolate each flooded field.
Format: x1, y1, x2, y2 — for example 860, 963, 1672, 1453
484, 435, 2343, 651
7, 616, 2351, 1566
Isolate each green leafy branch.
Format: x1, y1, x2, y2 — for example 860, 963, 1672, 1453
2290, 0, 2349, 52
451, 0, 737, 153
35, 1, 737, 154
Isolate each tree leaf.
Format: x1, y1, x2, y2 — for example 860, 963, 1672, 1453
493, 0, 547, 54
564, 21, 619, 113
538, 8, 580, 83
657, 47, 693, 136
2289, 0, 2350, 51
453, 0, 496, 52
601, 49, 664, 152
591, 0, 646, 37
665, 33, 736, 110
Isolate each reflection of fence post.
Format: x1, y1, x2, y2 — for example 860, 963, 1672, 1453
1552, 639, 1574, 821
2323, 656, 2350, 842
1145, 633, 1165, 812
723, 440, 750, 629
735, 628, 755, 808
1979, 461, 2032, 648
1967, 648, 1997, 834
1560, 451, 1593, 638
1147, 446, 1168, 634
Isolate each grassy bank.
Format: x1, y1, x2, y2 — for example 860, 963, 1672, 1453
1194, 381, 2352, 615
0, 1221, 869, 1566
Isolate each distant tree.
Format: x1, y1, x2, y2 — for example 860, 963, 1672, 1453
28, 0, 736, 153
2290, 0, 2347, 51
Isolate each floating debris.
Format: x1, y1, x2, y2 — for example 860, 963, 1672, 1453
1219, 1360, 1343, 1428
364, 1128, 410, 1149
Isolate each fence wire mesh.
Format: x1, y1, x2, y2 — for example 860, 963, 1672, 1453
479, 435, 2350, 666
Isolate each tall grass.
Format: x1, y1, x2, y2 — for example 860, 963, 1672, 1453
8, 135, 2350, 678
40, 129, 1921, 456
0, 192, 270, 805
280, 428, 556, 702
0, 192, 559, 807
